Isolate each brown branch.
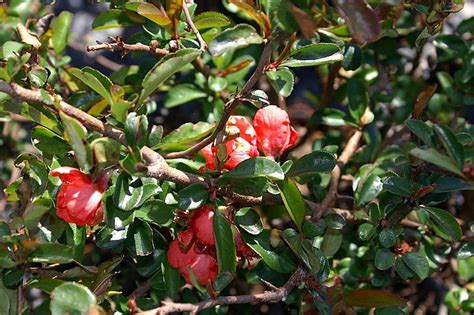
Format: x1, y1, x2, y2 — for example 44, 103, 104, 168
0, 80, 279, 207
86, 41, 169, 57
163, 40, 273, 159
182, 0, 207, 52
136, 268, 306, 315
312, 129, 363, 219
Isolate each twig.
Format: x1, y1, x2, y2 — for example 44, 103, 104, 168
182, 0, 207, 52
163, 40, 273, 159
136, 268, 306, 315
86, 41, 169, 57
0, 80, 278, 207
312, 129, 363, 219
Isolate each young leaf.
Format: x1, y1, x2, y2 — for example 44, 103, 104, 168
193, 11, 231, 29
277, 178, 306, 231
213, 209, 236, 274
280, 43, 343, 68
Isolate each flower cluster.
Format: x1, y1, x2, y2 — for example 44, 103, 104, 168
201, 105, 298, 170
51, 167, 107, 226
166, 205, 253, 285
166, 206, 218, 285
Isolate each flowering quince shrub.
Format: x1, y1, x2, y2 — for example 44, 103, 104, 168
0, 0, 474, 314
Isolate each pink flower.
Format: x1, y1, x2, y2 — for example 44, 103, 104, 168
201, 115, 258, 170
253, 105, 299, 159
51, 167, 107, 226
179, 252, 218, 285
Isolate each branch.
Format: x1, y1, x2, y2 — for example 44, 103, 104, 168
86, 40, 169, 57
136, 268, 306, 315
182, 0, 207, 52
0, 80, 279, 207
163, 40, 273, 159
312, 129, 363, 219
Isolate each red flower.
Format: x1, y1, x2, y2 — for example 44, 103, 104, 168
253, 105, 299, 159
201, 116, 258, 170
190, 205, 215, 246
51, 167, 107, 226
167, 231, 199, 269
179, 252, 218, 285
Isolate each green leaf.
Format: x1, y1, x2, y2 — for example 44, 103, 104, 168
226, 157, 284, 180
280, 43, 343, 68
60, 113, 92, 172
52, 11, 73, 54
406, 119, 435, 147
435, 176, 474, 192
277, 178, 306, 231
310, 108, 350, 127
66, 224, 85, 262
410, 148, 464, 177
324, 213, 346, 230
321, 228, 342, 257
402, 252, 429, 280
234, 207, 263, 235
374, 248, 395, 270
113, 174, 160, 211
159, 121, 214, 150
127, 2, 172, 26
394, 258, 413, 280
302, 220, 326, 238
281, 229, 321, 276
50, 282, 96, 315
164, 84, 207, 108
28, 244, 75, 264
0, 282, 17, 315
344, 289, 407, 308
342, 44, 362, 70
2, 100, 60, 133
209, 24, 263, 56
358, 223, 375, 241
287, 150, 336, 178
163, 259, 181, 299
23, 197, 52, 230
347, 78, 368, 121
433, 124, 465, 167
378, 229, 397, 248
126, 221, 154, 256
69, 68, 114, 105
355, 173, 383, 206
177, 184, 209, 210
420, 206, 462, 241
240, 230, 297, 273
31, 126, 70, 156
213, 209, 236, 274
194, 11, 231, 29
125, 113, 148, 148
457, 243, 474, 260
266, 67, 295, 97
92, 9, 145, 30
135, 200, 175, 226
28, 67, 49, 88
28, 279, 65, 294
383, 176, 411, 197
139, 49, 201, 104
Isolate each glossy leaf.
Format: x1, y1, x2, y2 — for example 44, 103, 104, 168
59, 113, 92, 172
113, 174, 160, 211
70, 68, 113, 105
406, 119, 435, 147
383, 176, 411, 197
139, 49, 201, 104
52, 11, 73, 54
209, 24, 263, 56
50, 282, 96, 315
193, 11, 231, 29
410, 148, 464, 177
213, 209, 236, 274
457, 243, 474, 260
375, 248, 395, 270
379, 229, 397, 248
28, 244, 75, 264
280, 43, 343, 68
321, 228, 342, 257
277, 178, 306, 231
355, 173, 383, 206
421, 206, 462, 241
234, 207, 263, 235
164, 84, 207, 108
266, 67, 294, 97
402, 252, 429, 280
226, 157, 284, 180
287, 150, 336, 178
433, 124, 465, 167
159, 121, 214, 150
177, 184, 209, 210
334, 0, 380, 44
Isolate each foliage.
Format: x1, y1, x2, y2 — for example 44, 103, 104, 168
0, 0, 473, 314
